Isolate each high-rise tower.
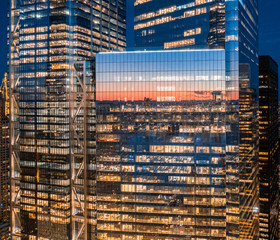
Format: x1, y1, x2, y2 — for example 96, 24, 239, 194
94, 0, 259, 239
133, 1, 259, 238
8, 0, 126, 239
259, 56, 279, 240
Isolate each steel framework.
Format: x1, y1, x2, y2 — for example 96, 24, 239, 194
9, 0, 21, 239
70, 61, 94, 240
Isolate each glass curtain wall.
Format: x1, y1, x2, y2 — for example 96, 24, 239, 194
96, 50, 229, 239
9, 0, 126, 239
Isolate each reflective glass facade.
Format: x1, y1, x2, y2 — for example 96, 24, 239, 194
132, 0, 259, 238
95, 49, 257, 239
134, 0, 225, 50
9, 0, 126, 239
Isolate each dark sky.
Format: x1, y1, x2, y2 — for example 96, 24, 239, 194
258, 0, 280, 64
0, 0, 279, 83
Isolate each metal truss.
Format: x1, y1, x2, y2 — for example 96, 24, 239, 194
70, 61, 90, 240
9, 0, 21, 239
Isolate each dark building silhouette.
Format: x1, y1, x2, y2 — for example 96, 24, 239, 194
259, 55, 279, 240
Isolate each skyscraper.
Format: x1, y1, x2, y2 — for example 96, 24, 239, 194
134, 0, 226, 50
9, 0, 126, 239
96, 49, 231, 239
95, 48, 259, 240
259, 56, 279, 240
95, 0, 259, 239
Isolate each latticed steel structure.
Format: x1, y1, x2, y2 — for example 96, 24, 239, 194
8, 0, 126, 239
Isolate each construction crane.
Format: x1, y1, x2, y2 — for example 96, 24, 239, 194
0, 73, 9, 117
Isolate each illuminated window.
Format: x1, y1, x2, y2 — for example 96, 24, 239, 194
164, 38, 195, 49
196, 0, 207, 5
134, 0, 152, 6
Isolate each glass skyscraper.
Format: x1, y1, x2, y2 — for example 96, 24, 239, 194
95, 0, 259, 239
96, 50, 229, 239
95, 48, 258, 240
9, 0, 125, 239
134, 0, 226, 50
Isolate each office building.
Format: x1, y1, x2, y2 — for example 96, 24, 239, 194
9, 0, 126, 239
134, 0, 226, 50
131, 0, 259, 238
259, 56, 279, 240
95, 49, 259, 240
95, 0, 259, 238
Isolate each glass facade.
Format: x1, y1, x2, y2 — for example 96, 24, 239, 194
132, 0, 259, 239
259, 56, 279, 240
134, 0, 225, 50
238, 1, 259, 239
9, 0, 126, 239
96, 49, 240, 239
